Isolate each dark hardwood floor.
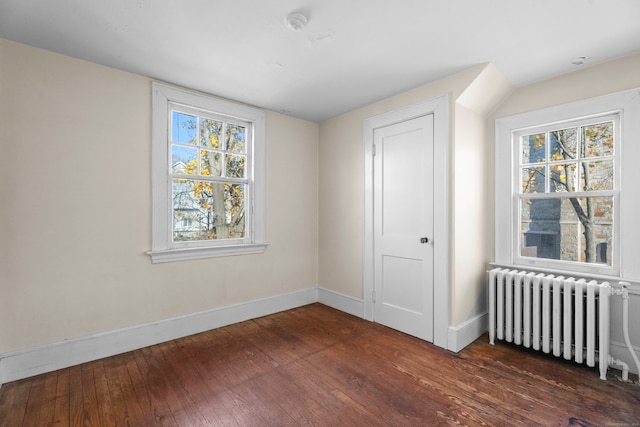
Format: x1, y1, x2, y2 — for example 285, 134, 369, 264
1, 303, 639, 426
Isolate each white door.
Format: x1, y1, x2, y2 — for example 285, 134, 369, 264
373, 114, 434, 341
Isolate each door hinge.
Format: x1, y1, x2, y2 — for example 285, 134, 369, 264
372, 144, 376, 156
372, 290, 376, 303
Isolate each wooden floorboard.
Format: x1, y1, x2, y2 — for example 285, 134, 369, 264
1, 303, 639, 426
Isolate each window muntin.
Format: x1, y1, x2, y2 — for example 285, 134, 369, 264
169, 104, 251, 245
514, 115, 618, 269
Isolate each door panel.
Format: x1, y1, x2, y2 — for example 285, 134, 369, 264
374, 114, 434, 341
381, 255, 422, 314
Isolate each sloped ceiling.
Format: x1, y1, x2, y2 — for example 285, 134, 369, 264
1, 0, 639, 122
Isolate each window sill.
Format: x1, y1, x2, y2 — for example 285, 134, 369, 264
147, 243, 269, 263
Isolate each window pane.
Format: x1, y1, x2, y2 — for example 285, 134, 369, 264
171, 145, 198, 174
521, 166, 545, 193
550, 128, 577, 160
520, 196, 613, 265
226, 124, 246, 153
200, 118, 222, 148
172, 112, 197, 144
521, 133, 545, 164
582, 122, 613, 158
520, 198, 561, 260
582, 160, 614, 191
225, 184, 246, 238
172, 179, 245, 241
173, 179, 211, 241
200, 149, 222, 177
550, 162, 577, 192
226, 154, 246, 178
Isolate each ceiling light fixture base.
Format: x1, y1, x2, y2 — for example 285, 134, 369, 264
285, 12, 308, 31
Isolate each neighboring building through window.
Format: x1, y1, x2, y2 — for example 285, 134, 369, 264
149, 83, 267, 263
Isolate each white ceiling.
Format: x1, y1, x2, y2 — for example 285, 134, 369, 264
1, 0, 639, 122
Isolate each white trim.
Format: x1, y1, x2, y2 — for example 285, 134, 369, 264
363, 94, 450, 349
0, 287, 317, 385
610, 340, 640, 376
150, 82, 266, 263
318, 287, 365, 318
496, 88, 640, 279
447, 312, 488, 353
147, 243, 269, 263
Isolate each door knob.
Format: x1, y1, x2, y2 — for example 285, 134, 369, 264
420, 237, 429, 244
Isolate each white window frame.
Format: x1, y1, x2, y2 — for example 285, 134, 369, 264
148, 82, 267, 263
495, 89, 640, 278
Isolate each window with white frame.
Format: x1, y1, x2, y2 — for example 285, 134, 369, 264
148, 83, 267, 263
514, 115, 618, 269
495, 89, 640, 277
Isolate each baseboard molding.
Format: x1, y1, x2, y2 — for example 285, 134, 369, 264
318, 287, 365, 318
609, 340, 640, 376
447, 311, 488, 353
0, 287, 318, 386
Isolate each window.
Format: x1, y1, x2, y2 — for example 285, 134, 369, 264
515, 115, 618, 270
148, 83, 267, 263
495, 89, 640, 277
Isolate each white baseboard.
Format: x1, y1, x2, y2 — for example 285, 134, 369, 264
318, 287, 365, 318
447, 311, 488, 353
0, 287, 318, 386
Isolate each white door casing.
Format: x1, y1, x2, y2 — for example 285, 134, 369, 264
363, 95, 449, 349
373, 115, 434, 341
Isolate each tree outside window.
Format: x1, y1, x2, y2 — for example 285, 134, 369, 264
170, 110, 248, 242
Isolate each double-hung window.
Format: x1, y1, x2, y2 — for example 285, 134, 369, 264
496, 89, 640, 277
515, 115, 618, 270
149, 83, 267, 263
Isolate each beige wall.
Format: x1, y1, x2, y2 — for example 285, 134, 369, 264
319, 65, 502, 328
317, 52, 640, 331
489, 51, 640, 358
490, 52, 640, 274
451, 64, 512, 326
318, 65, 483, 299
0, 39, 319, 352
492, 53, 640, 120
452, 104, 492, 324
3, 35, 636, 356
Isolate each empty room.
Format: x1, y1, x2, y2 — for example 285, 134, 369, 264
1, 0, 640, 425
